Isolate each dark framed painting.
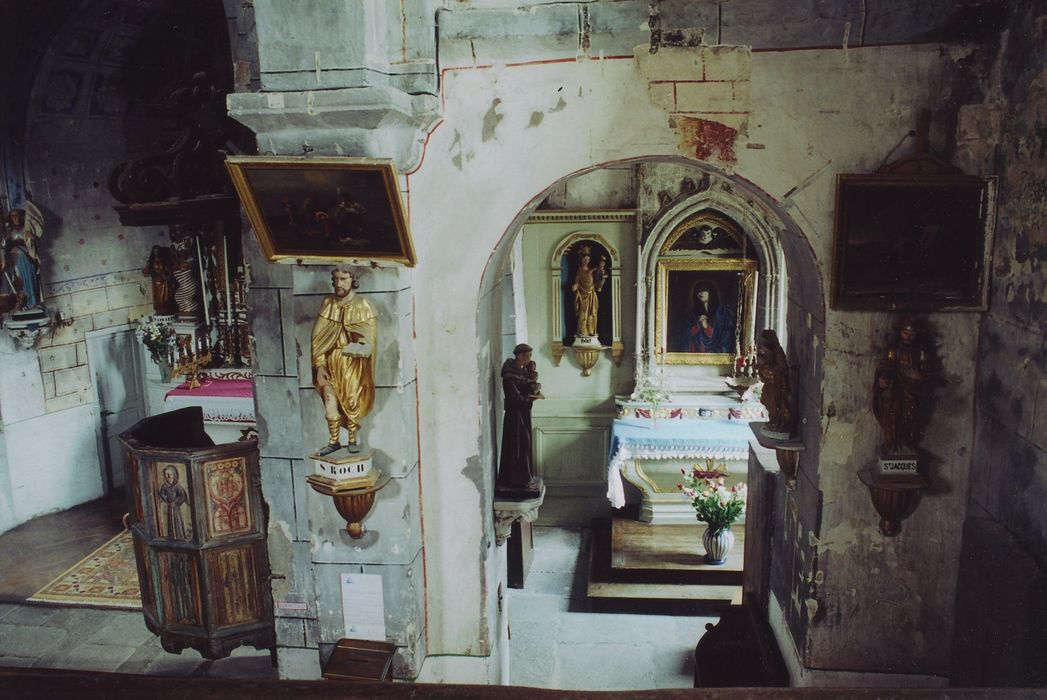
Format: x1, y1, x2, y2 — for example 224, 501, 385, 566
225, 156, 416, 266
656, 258, 758, 366
831, 174, 997, 310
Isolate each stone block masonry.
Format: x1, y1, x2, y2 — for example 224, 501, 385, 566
635, 45, 752, 165
36, 269, 152, 415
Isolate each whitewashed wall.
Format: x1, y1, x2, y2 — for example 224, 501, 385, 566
407, 44, 975, 682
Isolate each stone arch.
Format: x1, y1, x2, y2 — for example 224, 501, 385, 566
475, 152, 826, 490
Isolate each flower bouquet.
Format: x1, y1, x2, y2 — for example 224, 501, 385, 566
135, 317, 177, 368
679, 468, 747, 564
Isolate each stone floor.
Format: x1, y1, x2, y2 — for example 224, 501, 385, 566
0, 525, 716, 689
0, 602, 277, 678
507, 526, 719, 690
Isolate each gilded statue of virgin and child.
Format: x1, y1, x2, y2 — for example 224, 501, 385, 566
570, 245, 607, 340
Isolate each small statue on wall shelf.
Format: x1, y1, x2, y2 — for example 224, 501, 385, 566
873, 318, 929, 457
571, 245, 606, 339
143, 245, 178, 316
311, 266, 378, 456
756, 329, 794, 439
1, 202, 45, 312
497, 343, 542, 499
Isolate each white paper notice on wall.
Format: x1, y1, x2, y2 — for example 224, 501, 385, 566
341, 573, 386, 641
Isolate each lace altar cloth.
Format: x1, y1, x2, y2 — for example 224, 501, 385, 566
164, 379, 255, 424
606, 417, 752, 508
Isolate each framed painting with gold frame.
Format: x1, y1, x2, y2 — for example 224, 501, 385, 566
224, 156, 416, 266
656, 258, 757, 365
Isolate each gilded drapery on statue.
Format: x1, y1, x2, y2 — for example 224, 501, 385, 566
570, 245, 607, 339
311, 267, 377, 455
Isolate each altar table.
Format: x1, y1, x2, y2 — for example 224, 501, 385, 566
607, 417, 752, 511
164, 379, 255, 442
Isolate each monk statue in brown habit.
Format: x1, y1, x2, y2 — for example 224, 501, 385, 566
496, 343, 542, 498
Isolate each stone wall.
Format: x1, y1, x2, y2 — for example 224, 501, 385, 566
955, 0, 1047, 686
0, 0, 237, 532
244, 231, 426, 679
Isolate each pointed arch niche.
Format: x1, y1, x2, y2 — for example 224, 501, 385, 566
636, 177, 789, 395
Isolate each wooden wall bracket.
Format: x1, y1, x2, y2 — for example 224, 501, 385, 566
857, 469, 930, 537
306, 473, 392, 538
750, 422, 805, 489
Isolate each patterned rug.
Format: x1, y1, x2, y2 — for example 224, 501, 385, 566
28, 530, 142, 610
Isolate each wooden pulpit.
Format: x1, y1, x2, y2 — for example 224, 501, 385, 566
119, 407, 275, 660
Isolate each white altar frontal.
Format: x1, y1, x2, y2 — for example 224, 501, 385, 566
609, 395, 761, 524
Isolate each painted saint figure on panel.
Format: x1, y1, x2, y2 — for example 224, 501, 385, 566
156, 463, 192, 540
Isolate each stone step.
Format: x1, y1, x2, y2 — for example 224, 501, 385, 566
587, 518, 744, 615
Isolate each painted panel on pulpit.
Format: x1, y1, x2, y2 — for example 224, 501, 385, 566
209, 546, 259, 628
153, 461, 193, 541
156, 550, 202, 626
203, 457, 251, 538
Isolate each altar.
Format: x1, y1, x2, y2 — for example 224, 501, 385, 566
163, 377, 255, 443
608, 415, 753, 524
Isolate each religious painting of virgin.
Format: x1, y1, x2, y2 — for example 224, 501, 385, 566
832, 174, 996, 310
657, 258, 757, 366
225, 156, 417, 267
560, 239, 612, 346
154, 462, 193, 541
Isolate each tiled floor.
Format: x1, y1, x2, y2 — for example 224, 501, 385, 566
0, 602, 277, 678
507, 526, 718, 690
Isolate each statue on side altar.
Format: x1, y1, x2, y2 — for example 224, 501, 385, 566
497, 343, 542, 498
571, 246, 605, 339
311, 266, 377, 456
1, 202, 45, 311
143, 245, 178, 316
873, 318, 928, 457
756, 329, 794, 439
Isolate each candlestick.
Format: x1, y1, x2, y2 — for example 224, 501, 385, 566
196, 236, 210, 327
222, 235, 233, 320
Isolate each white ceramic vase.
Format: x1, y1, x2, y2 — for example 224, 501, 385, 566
702, 524, 735, 565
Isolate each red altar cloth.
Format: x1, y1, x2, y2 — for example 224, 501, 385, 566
166, 378, 254, 399
164, 379, 255, 424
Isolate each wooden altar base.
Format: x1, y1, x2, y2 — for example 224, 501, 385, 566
587, 517, 743, 614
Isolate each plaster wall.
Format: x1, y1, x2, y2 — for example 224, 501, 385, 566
520, 214, 637, 495
406, 43, 978, 679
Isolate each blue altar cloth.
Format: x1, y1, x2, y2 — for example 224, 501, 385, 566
607, 418, 753, 508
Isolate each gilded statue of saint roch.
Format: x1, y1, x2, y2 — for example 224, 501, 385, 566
311, 266, 377, 455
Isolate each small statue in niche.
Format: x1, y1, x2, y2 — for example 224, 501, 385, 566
170, 232, 202, 321
756, 329, 794, 439
311, 266, 377, 456
570, 245, 606, 339
143, 245, 178, 316
1, 202, 45, 311
873, 318, 928, 457
497, 343, 542, 499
